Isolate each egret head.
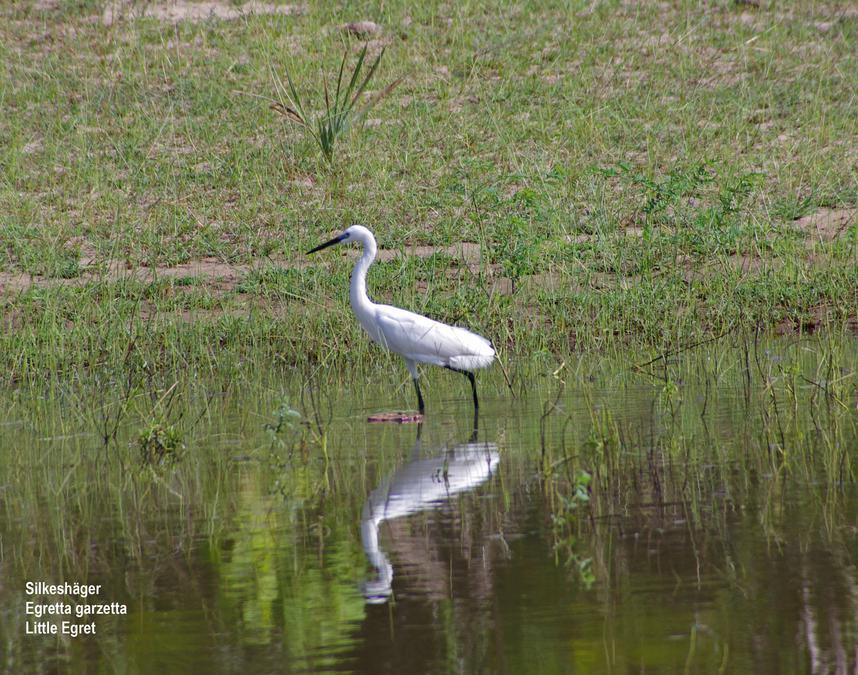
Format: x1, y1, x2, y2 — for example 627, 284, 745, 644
306, 225, 373, 255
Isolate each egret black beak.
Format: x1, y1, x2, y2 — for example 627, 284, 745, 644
306, 233, 347, 255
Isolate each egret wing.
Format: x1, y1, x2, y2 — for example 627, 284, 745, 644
374, 305, 493, 369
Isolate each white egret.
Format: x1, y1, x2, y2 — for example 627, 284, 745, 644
307, 225, 495, 413
361, 434, 499, 603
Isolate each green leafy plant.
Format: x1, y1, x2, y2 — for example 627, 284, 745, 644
265, 399, 301, 452
271, 44, 400, 164
549, 470, 595, 588
138, 421, 184, 465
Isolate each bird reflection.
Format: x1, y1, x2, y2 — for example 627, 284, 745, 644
360, 425, 499, 604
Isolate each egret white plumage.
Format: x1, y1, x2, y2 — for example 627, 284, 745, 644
361, 434, 499, 602
307, 225, 495, 413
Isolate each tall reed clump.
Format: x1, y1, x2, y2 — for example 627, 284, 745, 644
271, 43, 400, 164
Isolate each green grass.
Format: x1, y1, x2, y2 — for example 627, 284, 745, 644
1, 0, 856, 380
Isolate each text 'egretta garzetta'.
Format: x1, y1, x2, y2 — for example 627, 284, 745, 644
307, 225, 494, 414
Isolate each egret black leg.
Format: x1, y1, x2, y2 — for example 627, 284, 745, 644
466, 371, 479, 410
413, 378, 425, 414
469, 408, 479, 443
445, 367, 479, 411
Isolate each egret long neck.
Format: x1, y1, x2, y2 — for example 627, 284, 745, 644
350, 237, 377, 316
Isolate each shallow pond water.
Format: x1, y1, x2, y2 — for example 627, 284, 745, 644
1, 338, 858, 673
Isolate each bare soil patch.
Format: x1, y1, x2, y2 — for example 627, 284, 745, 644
103, 1, 304, 26
375, 242, 482, 268
0, 243, 484, 295
342, 21, 381, 38
794, 208, 856, 243
0, 258, 252, 294
774, 304, 849, 337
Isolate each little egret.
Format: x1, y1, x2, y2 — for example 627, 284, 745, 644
307, 225, 495, 413
361, 431, 499, 602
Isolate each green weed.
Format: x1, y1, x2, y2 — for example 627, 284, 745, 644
271, 43, 400, 165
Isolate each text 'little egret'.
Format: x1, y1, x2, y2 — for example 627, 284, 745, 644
307, 225, 495, 413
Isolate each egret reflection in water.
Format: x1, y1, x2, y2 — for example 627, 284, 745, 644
360, 426, 500, 604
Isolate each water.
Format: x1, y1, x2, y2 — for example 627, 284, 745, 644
1, 340, 858, 673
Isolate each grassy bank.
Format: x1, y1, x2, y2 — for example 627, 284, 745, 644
1, 0, 857, 380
